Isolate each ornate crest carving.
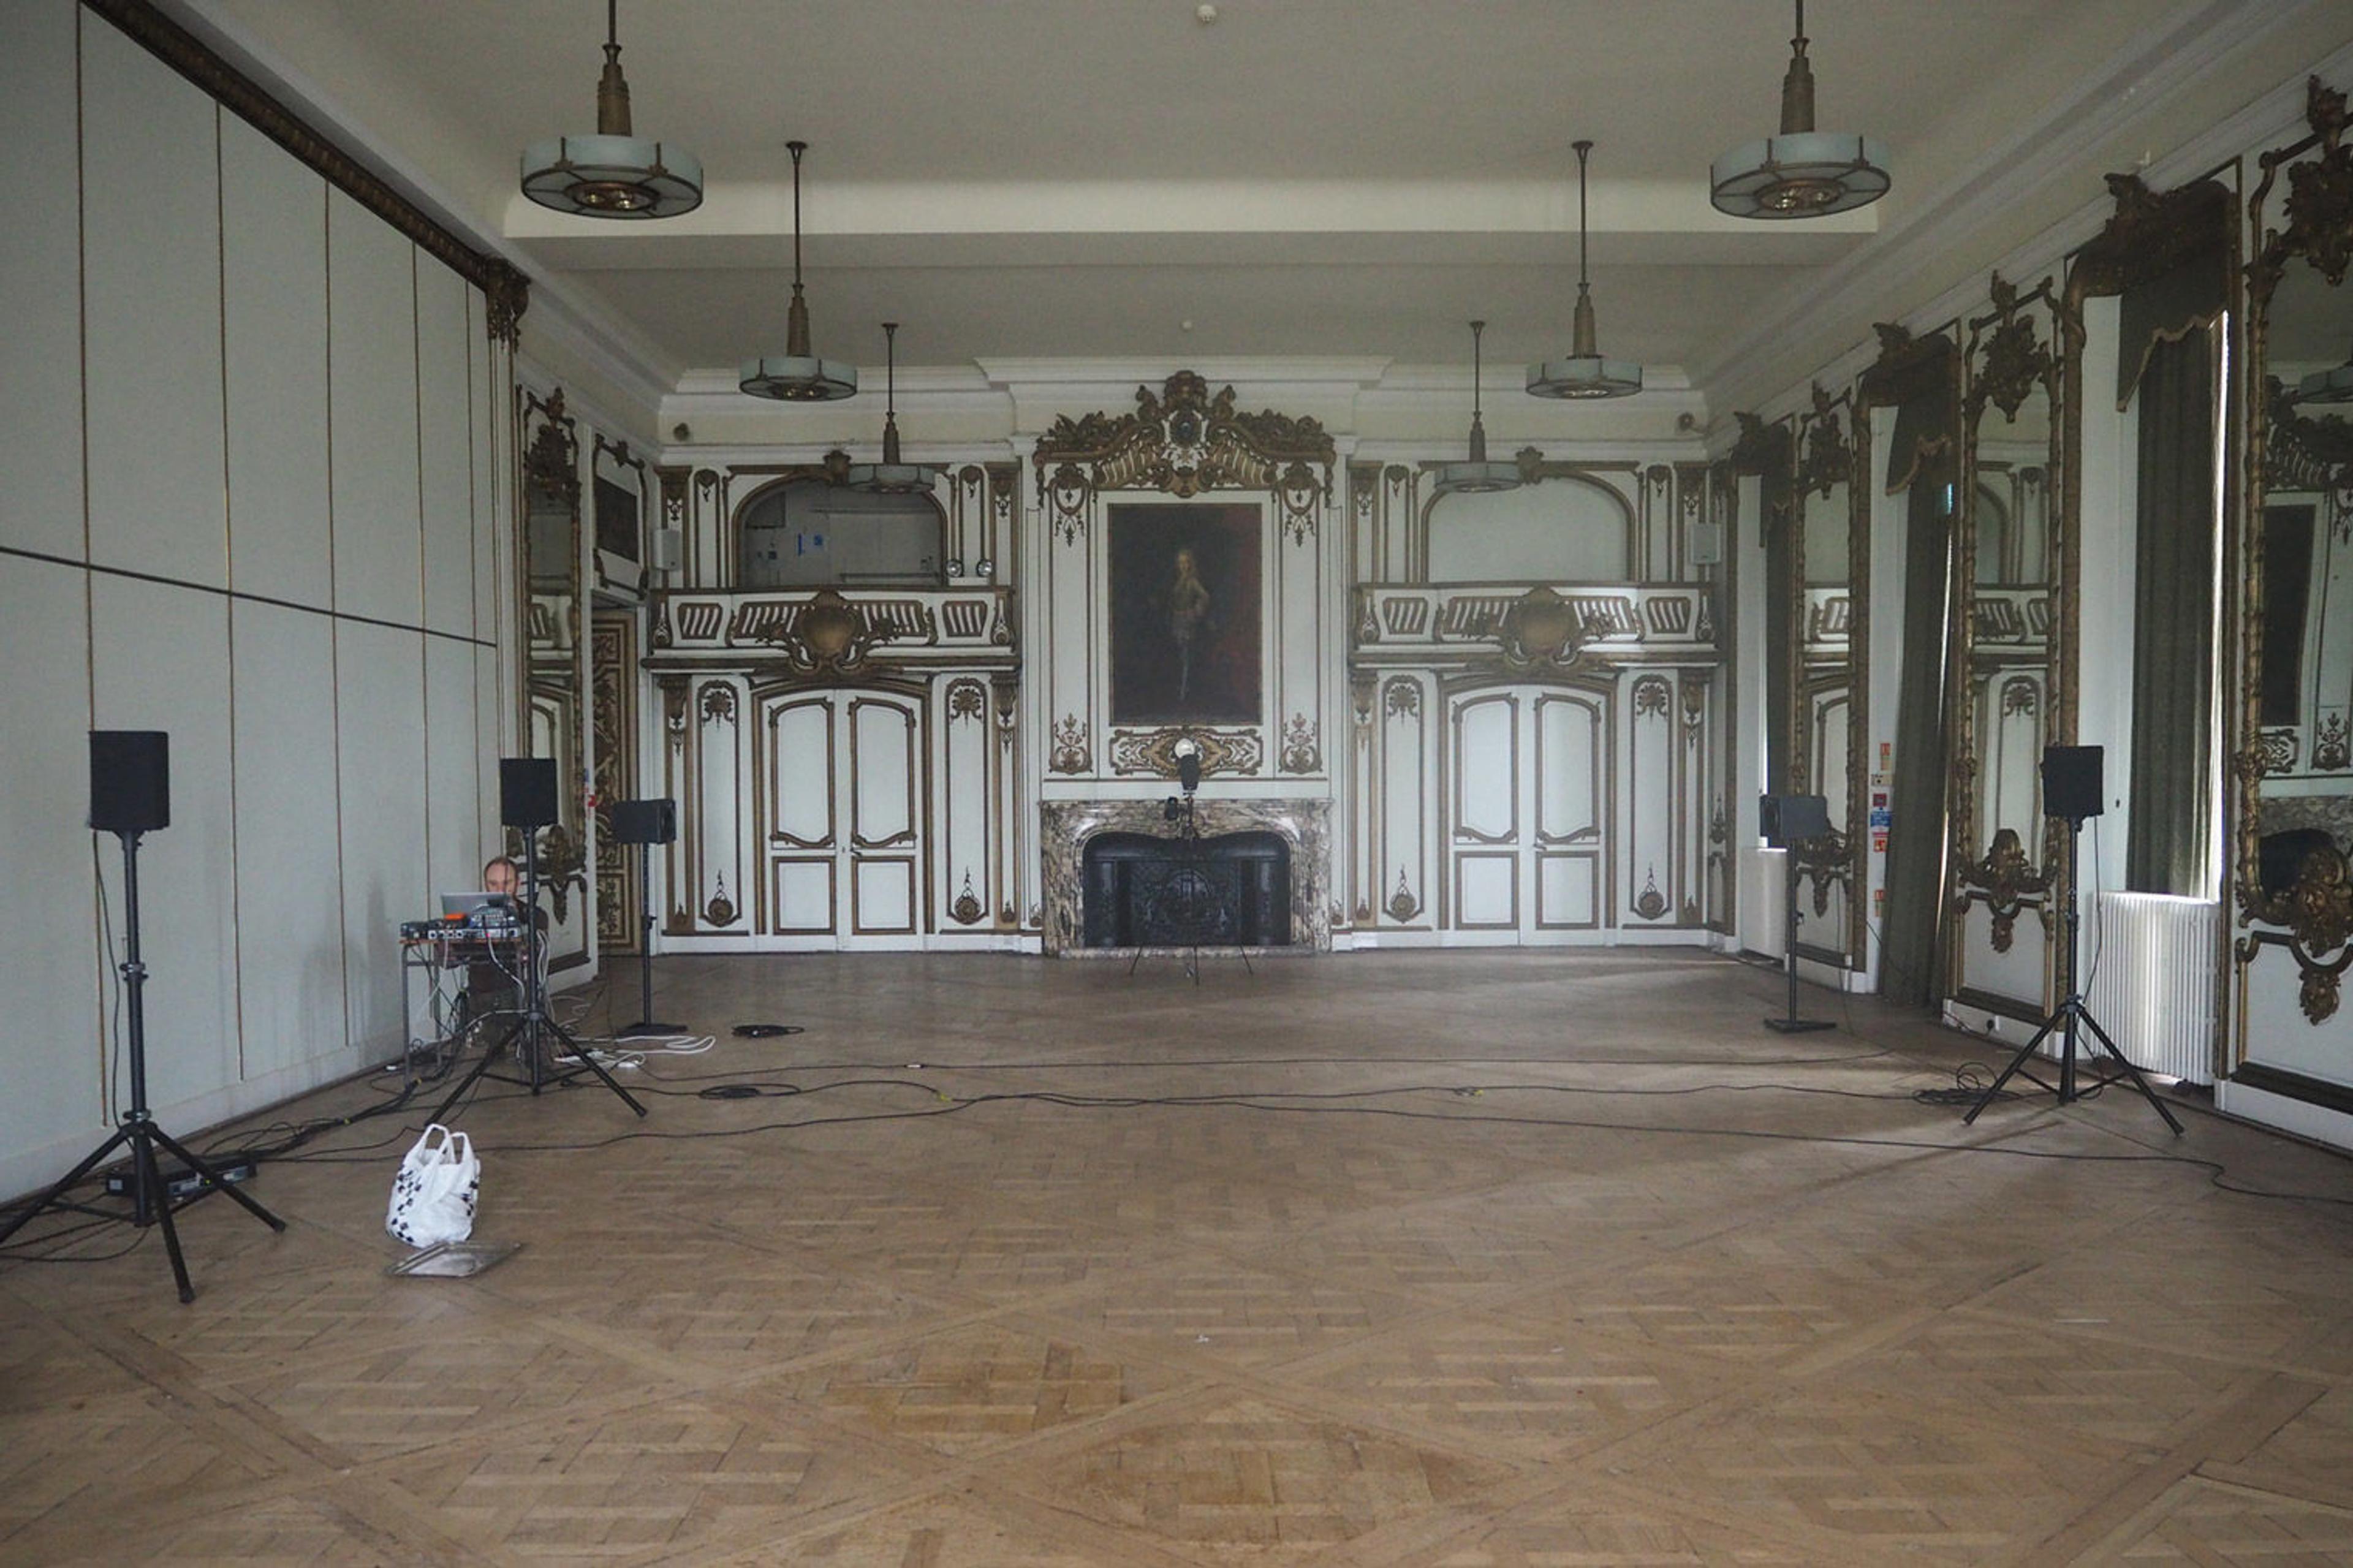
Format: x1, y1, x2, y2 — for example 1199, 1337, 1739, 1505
758, 588, 886, 676
2317, 713, 2351, 772
2075, 173, 2233, 300
1634, 868, 1669, 922
2284, 76, 2353, 286
1494, 586, 1594, 676
1031, 371, 1336, 502
1107, 727, 1262, 778
950, 872, 985, 926
1729, 411, 1792, 476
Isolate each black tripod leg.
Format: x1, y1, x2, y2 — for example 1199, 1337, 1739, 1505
2074, 1009, 2187, 1135
145, 1124, 286, 1232
1962, 1016, 2062, 1125
133, 1129, 195, 1304
432, 1016, 523, 1124
545, 1017, 648, 1117
0, 1126, 131, 1248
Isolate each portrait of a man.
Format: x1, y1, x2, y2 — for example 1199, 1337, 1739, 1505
1107, 503, 1262, 725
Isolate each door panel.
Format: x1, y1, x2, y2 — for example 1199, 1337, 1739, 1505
756, 687, 926, 946
1446, 684, 1612, 940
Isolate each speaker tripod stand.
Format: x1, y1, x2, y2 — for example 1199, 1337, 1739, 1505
0, 830, 285, 1302
432, 831, 647, 1124
1964, 812, 2183, 1134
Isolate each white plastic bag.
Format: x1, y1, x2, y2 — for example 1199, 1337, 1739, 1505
385, 1124, 479, 1247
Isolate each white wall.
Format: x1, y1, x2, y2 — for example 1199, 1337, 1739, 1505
0, 1, 509, 1200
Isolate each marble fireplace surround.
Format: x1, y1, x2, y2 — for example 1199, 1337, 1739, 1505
1041, 798, 1332, 955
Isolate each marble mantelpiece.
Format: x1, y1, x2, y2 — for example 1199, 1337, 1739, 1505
1041, 798, 1332, 955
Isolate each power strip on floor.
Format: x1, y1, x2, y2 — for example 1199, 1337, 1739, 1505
102, 1159, 258, 1201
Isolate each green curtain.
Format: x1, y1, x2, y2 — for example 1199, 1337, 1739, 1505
1762, 471, 1795, 799
1879, 466, 1953, 1006
2126, 327, 2216, 893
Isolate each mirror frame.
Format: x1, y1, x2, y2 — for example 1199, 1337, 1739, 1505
516, 385, 589, 951
2235, 78, 2353, 1044
1789, 382, 1869, 968
1949, 274, 2067, 1015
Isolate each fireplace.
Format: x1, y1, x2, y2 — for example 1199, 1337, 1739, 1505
1040, 797, 1332, 955
1082, 831, 1292, 949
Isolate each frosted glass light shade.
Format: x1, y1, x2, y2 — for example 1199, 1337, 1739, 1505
1710, 131, 1890, 219
521, 133, 703, 219
1527, 355, 1643, 400
738, 355, 858, 402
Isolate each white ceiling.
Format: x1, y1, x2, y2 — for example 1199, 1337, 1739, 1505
180, 0, 2350, 402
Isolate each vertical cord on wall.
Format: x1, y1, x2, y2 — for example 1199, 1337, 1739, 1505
91, 837, 123, 1120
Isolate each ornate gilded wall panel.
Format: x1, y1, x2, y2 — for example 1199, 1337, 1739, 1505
589, 611, 640, 955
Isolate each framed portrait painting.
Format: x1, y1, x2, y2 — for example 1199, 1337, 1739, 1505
1107, 502, 1262, 725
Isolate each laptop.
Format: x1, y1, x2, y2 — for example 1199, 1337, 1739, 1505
439, 892, 518, 924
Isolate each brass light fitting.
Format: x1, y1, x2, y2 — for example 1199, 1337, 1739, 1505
1710, 0, 1890, 219
846, 324, 941, 492
1528, 142, 1643, 400
519, 0, 702, 219
1433, 321, 1522, 493
740, 142, 858, 402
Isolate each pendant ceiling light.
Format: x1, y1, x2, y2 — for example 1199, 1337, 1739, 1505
846, 324, 941, 493
740, 142, 858, 402
520, 0, 702, 219
2294, 340, 2353, 406
1528, 142, 1642, 401
1710, 1, 1889, 219
1433, 322, 1521, 494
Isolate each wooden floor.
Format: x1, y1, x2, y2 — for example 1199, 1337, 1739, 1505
5, 949, 2353, 1565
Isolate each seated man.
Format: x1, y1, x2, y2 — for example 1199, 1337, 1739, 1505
459, 856, 536, 1034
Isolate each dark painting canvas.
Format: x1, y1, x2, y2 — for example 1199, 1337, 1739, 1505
1108, 503, 1262, 725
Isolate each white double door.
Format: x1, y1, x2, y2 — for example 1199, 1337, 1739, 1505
762, 689, 924, 946
1444, 686, 1608, 938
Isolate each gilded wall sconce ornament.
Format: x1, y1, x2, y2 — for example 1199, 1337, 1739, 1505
2238, 841, 2353, 1023
950, 872, 985, 926
1957, 827, 2050, 953
1634, 868, 1669, 921
2316, 713, 2351, 771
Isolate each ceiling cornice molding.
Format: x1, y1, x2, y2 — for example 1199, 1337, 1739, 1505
974, 357, 1395, 392
1702, 0, 2336, 416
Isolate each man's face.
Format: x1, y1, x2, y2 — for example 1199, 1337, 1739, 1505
485, 862, 517, 897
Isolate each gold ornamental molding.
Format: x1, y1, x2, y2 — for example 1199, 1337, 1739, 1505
2072, 172, 2234, 301
752, 588, 887, 676
1031, 371, 1336, 509
2238, 842, 2353, 1024
1952, 827, 2052, 955
1971, 274, 2060, 423
1106, 727, 1262, 778
81, 0, 528, 343
1795, 384, 1853, 498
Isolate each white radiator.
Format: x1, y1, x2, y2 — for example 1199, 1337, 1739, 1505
2080, 893, 2219, 1085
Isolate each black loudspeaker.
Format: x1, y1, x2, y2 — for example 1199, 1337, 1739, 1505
89, 730, 170, 835
609, 798, 676, 846
499, 757, 560, 830
2042, 745, 2104, 822
1176, 752, 1202, 794
1759, 792, 1830, 848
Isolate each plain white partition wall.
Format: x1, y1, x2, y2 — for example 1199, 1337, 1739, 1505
0, 559, 104, 1183
328, 190, 423, 626
229, 601, 348, 1081
80, 18, 225, 589
424, 635, 483, 897
0, 5, 513, 1200
0, 2, 86, 562
88, 576, 241, 1109
418, 261, 476, 639
222, 115, 332, 608
336, 620, 430, 1051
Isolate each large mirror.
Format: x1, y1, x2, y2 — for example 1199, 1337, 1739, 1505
1790, 384, 1866, 968
2235, 79, 2353, 1088
1950, 276, 2064, 1019
1857, 325, 1961, 1008
518, 387, 589, 969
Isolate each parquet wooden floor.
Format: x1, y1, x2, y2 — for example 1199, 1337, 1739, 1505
4, 949, 2352, 1565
